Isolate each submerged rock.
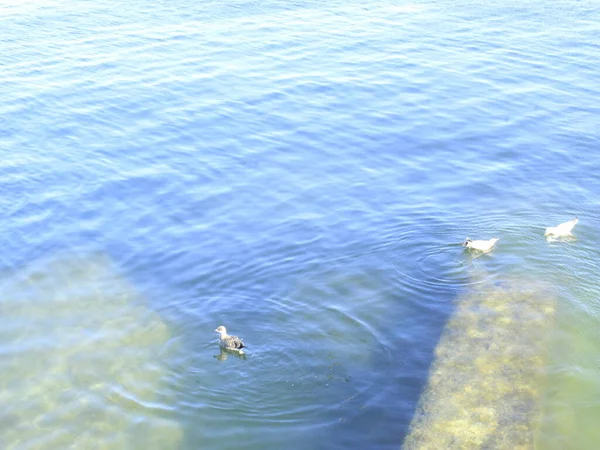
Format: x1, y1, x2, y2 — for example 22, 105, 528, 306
403, 276, 556, 450
0, 252, 182, 449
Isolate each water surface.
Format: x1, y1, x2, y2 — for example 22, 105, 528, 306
1, 0, 599, 448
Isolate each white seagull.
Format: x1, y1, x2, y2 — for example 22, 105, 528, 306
463, 237, 499, 252
214, 326, 246, 353
545, 217, 578, 237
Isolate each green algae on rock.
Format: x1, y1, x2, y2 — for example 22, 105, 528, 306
403, 276, 556, 450
0, 252, 182, 449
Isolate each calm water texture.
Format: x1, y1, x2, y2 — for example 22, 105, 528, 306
1, 0, 599, 448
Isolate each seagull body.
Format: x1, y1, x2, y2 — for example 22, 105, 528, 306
214, 326, 245, 353
463, 237, 499, 252
545, 217, 578, 236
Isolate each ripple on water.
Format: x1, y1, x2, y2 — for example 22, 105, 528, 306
388, 209, 568, 298
390, 227, 473, 293
162, 261, 407, 449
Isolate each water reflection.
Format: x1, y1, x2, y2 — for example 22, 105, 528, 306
214, 347, 248, 362
545, 235, 578, 244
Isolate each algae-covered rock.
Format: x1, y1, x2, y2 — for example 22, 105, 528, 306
403, 276, 556, 449
0, 252, 181, 449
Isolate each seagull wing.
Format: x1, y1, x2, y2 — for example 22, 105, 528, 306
554, 218, 578, 234
224, 335, 245, 349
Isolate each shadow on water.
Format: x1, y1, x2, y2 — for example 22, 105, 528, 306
95, 210, 482, 450
282, 257, 460, 450
390, 272, 461, 444
139, 242, 462, 450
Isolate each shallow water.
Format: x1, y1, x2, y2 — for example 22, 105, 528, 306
1, 0, 599, 448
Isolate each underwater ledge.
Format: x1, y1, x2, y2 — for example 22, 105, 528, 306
0, 251, 182, 448
403, 275, 556, 450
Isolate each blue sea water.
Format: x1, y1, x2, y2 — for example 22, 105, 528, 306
1, 0, 599, 448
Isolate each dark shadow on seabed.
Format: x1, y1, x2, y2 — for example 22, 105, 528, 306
289, 262, 460, 450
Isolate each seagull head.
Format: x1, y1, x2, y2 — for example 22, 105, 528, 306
214, 326, 227, 335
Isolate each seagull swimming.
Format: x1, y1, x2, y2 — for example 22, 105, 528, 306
214, 326, 245, 353
463, 237, 499, 252
545, 217, 578, 237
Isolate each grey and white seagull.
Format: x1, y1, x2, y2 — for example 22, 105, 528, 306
214, 326, 246, 353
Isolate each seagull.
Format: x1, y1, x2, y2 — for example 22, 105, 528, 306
214, 326, 245, 353
463, 237, 499, 252
545, 217, 578, 237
